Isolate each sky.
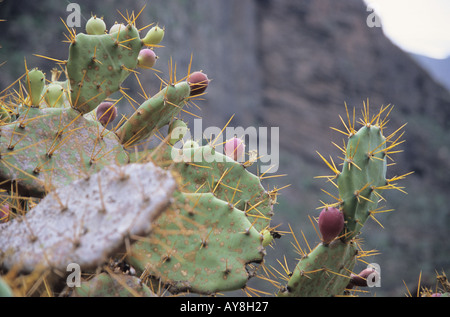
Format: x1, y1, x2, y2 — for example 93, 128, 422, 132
365, 0, 450, 59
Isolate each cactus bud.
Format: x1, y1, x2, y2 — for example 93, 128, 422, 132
142, 25, 165, 45
109, 22, 126, 34
96, 102, 117, 126
44, 83, 64, 108
224, 137, 245, 162
188, 71, 209, 96
86, 16, 106, 35
348, 268, 379, 287
26, 68, 45, 107
318, 207, 344, 244
137, 48, 157, 69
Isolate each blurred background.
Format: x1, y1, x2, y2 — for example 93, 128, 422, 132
1, 0, 449, 296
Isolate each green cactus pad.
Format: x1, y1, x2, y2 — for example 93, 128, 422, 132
67, 25, 142, 114
153, 143, 274, 232
128, 191, 265, 295
278, 240, 357, 297
337, 124, 387, 241
0, 107, 128, 197
116, 81, 191, 146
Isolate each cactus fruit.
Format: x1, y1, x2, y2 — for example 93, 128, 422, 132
224, 136, 246, 162
25, 68, 45, 107
0, 162, 176, 272
188, 71, 209, 96
142, 25, 165, 46
96, 101, 117, 126
85, 16, 106, 35
44, 83, 65, 108
347, 267, 379, 288
168, 119, 188, 145
318, 207, 344, 244
137, 48, 157, 69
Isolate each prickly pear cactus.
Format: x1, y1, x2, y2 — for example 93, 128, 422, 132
278, 104, 408, 297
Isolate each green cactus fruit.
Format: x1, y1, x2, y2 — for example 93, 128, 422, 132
188, 71, 209, 96
261, 229, 274, 247
109, 22, 126, 34
44, 83, 65, 108
137, 48, 157, 69
128, 191, 265, 295
182, 139, 199, 149
318, 207, 344, 244
337, 124, 387, 241
116, 81, 191, 146
278, 240, 358, 297
0, 107, 129, 197
71, 273, 155, 297
96, 101, 117, 126
67, 24, 142, 114
85, 16, 106, 35
142, 25, 165, 45
168, 119, 188, 145
26, 68, 45, 107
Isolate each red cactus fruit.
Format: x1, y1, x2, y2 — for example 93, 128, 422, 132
96, 102, 117, 126
137, 48, 157, 69
348, 268, 379, 287
1, 204, 9, 223
188, 71, 209, 96
224, 137, 245, 162
318, 207, 344, 244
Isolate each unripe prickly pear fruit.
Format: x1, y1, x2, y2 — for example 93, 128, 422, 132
142, 25, 165, 45
86, 16, 106, 35
26, 68, 45, 107
168, 120, 188, 145
137, 48, 157, 69
96, 102, 117, 126
44, 83, 64, 108
318, 207, 344, 244
183, 140, 199, 150
224, 137, 245, 162
109, 22, 126, 34
261, 229, 273, 247
188, 71, 209, 96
